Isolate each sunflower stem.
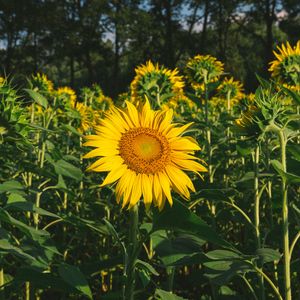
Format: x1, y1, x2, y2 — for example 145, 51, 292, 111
278, 129, 291, 300
124, 204, 139, 300
253, 144, 265, 300
266, 123, 291, 300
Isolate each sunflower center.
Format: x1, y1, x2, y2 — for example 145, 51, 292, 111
119, 128, 170, 174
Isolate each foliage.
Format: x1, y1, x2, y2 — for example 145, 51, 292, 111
0, 41, 299, 300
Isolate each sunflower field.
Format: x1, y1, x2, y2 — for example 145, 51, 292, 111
0, 40, 299, 300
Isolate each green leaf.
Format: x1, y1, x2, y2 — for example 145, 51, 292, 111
236, 172, 273, 184
58, 264, 92, 299
24, 89, 48, 108
152, 199, 234, 249
281, 85, 300, 105
0, 208, 49, 240
236, 142, 253, 156
0, 180, 24, 194
287, 144, 300, 162
5, 193, 59, 218
204, 261, 253, 285
13, 267, 73, 291
152, 231, 207, 266
271, 159, 300, 183
63, 215, 109, 236
256, 248, 281, 264
0, 239, 36, 261
61, 124, 82, 136
136, 259, 159, 276
52, 159, 83, 181
155, 289, 187, 300
137, 268, 151, 288
205, 250, 242, 260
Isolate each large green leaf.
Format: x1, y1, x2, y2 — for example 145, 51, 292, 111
0, 208, 49, 240
155, 289, 187, 300
271, 159, 300, 183
52, 159, 83, 181
12, 267, 73, 291
256, 248, 281, 264
204, 261, 253, 285
24, 89, 48, 108
58, 264, 92, 299
152, 230, 207, 266
0, 239, 36, 261
205, 250, 242, 260
152, 199, 233, 249
5, 193, 59, 218
0, 180, 24, 194
287, 144, 300, 162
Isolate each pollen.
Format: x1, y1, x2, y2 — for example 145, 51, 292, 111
119, 127, 171, 174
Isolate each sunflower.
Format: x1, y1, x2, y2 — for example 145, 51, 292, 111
161, 94, 200, 119
57, 86, 77, 108
131, 61, 184, 107
0, 77, 5, 86
75, 102, 99, 133
185, 54, 224, 90
216, 77, 244, 110
84, 100, 207, 210
269, 41, 300, 91
235, 102, 262, 137
217, 77, 244, 100
31, 73, 54, 92
94, 95, 113, 111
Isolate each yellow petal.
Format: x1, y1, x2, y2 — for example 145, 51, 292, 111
158, 172, 173, 206
170, 137, 200, 151
100, 164, 127, 187
126, 101, 140, 127
141, 174, 153, 210
87, 156, 123, 172
122, 170, 136, 208
83, 147, 119, 159
167, 122, 194, 138
153, 174, 163, 208
165, 165, 192, 199
128, 174, 142, 208
173, 159, 207, 173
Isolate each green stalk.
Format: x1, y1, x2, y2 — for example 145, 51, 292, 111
166, 266, 175, 291
253, 145, 265, 300
124, 205, 139, 300
0, 268, 4, 300
266, 123, 291, 300
241, 275, 258, 300
252, 266, 283, 300
278, 130, 291, 300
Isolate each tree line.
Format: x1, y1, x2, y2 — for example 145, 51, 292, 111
0, 0, 299, 96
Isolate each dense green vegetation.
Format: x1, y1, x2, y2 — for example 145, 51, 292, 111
0, 1, 300, 300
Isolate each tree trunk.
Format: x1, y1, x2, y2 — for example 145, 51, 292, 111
201, 0, 209, 51
265, 0, 276, 75
164, 0, 173, 67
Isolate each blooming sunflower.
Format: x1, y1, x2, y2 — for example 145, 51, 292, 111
269, 41, 300, 91
131, 61, 184, 107
84, 100, 207, 210
31, 73, 54, 92
185, 54, 224, 90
